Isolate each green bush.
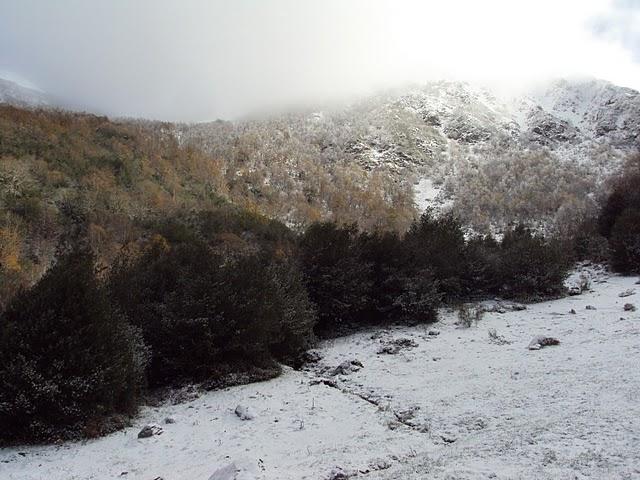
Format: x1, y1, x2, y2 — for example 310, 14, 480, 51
359, 230, 440, 324
404, 211, 468, 300
498, 225, 569, 299
463, 235, 502, 296
598, 157, 640, 273
299, 223, 441, 335
609, 209, 640, 273
299, 223, 373, 333
267, 260, 317, 359
571, 219, 610, 263
109, 235, 315, 387
0, 248, 147, 443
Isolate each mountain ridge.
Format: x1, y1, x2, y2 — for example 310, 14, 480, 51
175, 77, 639, 230
0, 78, 52, 109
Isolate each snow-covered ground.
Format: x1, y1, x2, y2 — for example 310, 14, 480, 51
2, 274, 640, 480
413, 177, 452, 213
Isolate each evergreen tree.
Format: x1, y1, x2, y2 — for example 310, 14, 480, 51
299, 222, 373, 333
0, 248, 147, 443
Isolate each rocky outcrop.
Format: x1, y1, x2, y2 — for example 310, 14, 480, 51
527, 336, 560, 350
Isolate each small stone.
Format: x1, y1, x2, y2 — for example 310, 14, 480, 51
428, 330, 440, 336
377, 337, 418, 355
234, 405, 255, 421
619, 289, 636, 298
137, 425, 158, 439
331, 360, 362, 375
569, 309, 576, 314
208, 463, 237, 480
624, 303, 636, 312
528, 335, 560, 350
302, 350, 322, 364
377, 345, 399, 355
327, 467, 348, 480
585, 305, 596, 310
441, 434, 457, 443
164, 417, 176, 424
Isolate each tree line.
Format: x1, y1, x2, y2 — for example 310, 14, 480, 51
1, 203, 574, 444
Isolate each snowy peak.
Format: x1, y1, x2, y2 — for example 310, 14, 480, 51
399, 78, 640, 149
0, 78, 52, 109
528, 78, 640, 146
354, 78, 640, 170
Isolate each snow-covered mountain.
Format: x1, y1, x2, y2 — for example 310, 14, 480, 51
178, 77, 639, 230
323, 78, 639, 172
183, 77, 640, 175
2, 75, 635, 231
0, 78, 52, 109
529, 79, 640, 147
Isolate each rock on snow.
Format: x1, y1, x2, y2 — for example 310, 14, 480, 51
234, 405, 255, 421
208, 463, 237, 480
527, 335, 560, 350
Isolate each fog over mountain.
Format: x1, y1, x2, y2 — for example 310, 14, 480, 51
1, 0, 640, 121
0, 77, 53, 108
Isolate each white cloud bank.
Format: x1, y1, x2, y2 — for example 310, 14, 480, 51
0, 0, 638, 120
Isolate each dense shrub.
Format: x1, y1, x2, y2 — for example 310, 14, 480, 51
299, 214, 568, 337
0, 248, 147, 444
299, 223, 373, 333
402, 213, 569, 300
404, 211, 468, 300
358, 230, 440, 324
609, 209, 640, 273
299, 222, 442, 335
497, 225, 569, 299
109, 234, 315, 387
267, 260, 318, 358
463, 235, 502, 296
570, 219, 610, 264
598, 155, 640, 273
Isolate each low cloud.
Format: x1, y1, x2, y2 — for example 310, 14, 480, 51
1, 0, 639, 121
592, 0, 640, 61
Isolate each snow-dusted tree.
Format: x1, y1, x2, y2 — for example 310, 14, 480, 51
0, 248, 147, 443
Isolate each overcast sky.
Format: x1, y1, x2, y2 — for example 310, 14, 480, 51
1, 0, 639, 121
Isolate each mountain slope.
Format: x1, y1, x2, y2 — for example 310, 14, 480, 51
0, 78, 52, 109
178, 78, 639, 231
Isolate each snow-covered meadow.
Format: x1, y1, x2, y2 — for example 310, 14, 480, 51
2, 273, 639, 480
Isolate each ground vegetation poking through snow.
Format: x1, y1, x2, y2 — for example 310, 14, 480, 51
2, 274, 640, 479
